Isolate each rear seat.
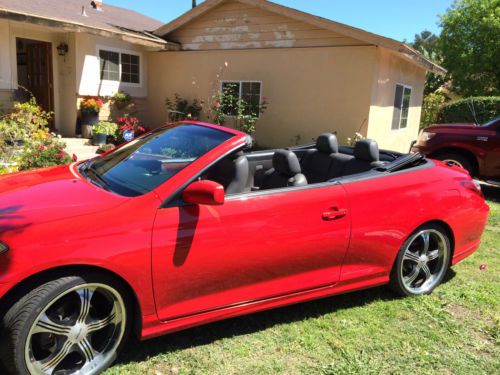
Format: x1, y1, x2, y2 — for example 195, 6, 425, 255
341, 139, 385, 175
301, 133, 353, 183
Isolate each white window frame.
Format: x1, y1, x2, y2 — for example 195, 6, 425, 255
392, 83, 412, 131
97, 45, 143, 87
220, 80, 263, 117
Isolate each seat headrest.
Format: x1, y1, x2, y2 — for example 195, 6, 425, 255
316, 133, 338, 154
354, 139, 380, 162
273, 150, 302, 176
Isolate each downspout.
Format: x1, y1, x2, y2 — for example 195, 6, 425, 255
192, 0, 197, 8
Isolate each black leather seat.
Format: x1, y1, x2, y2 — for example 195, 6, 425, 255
301, 133, 353, 182
207, 152, 249, 194
342, 139, 385, 175
259, 150, 307, 190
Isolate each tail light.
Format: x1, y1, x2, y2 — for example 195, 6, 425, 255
460, 180, 484, 198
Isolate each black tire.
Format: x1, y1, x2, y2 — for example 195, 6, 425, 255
433, 152, 475, 177
389, 224, 451, 296
0, 274, 131, 375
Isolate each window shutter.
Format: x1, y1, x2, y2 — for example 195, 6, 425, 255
392, 84, 403, 130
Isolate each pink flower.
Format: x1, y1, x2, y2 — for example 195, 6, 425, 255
38, 145, 45, 151
57, 152, 65, 159
214, 102, 221, 108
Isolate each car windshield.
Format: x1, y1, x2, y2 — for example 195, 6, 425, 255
82, 124, 234, 197
482, 117, 499, 127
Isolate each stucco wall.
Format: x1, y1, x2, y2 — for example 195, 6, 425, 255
367, 48, 426, 152
0, 20, 12, 91
148, 46, 377, 147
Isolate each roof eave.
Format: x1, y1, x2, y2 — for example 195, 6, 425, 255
0, 8, 180, 50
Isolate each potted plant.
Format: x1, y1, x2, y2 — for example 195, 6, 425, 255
92, 121, 117, 146
115, 116, 146, 144
111, 92, 132, 110
80, 97, 104, 138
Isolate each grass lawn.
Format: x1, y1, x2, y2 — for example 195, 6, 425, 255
108, 191, 499, 375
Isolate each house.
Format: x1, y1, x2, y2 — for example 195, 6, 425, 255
0, 0, 445, 152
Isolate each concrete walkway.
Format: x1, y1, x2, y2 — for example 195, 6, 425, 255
62, 138, 99, 161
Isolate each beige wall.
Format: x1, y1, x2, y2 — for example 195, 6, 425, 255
367, 48, 426, 152
168, 0, 366, 51
148, 46, 377, 147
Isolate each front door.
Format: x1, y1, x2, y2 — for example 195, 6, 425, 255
152, 184, 350, 321
26, 42, 54, 128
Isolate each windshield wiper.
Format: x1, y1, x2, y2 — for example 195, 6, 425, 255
85, 165, 112, 192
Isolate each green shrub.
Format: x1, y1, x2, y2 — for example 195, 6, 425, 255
94, 121, 118, 135
421, 92, 447, 128
18, 137, 72, 170
436, 96, 500, 124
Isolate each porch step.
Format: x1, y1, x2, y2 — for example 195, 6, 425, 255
62, 138, 99, 161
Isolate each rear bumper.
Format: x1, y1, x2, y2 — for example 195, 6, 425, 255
452, 240, 481, 265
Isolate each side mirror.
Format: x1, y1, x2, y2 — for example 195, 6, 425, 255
182, 180, 225, 206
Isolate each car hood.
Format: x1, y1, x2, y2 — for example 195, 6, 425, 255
0, 164, 127, 230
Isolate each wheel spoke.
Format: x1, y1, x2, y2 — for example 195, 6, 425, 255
39, 339, 74, 374
421, 264, 432, 281
32, 313, 71, 337
76, 288, 94, 323
427, 250, 440, 261
88, 304, 117, 333
76, 337, 98, 365
404, 265, 421, 285
421, 232, 430, 254
403, 251, 420, 263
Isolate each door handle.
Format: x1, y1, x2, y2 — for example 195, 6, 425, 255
322, 208, 348, 221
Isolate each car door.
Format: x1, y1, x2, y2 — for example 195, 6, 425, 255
152, 183, 350, 321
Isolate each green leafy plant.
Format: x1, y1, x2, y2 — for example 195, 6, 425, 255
96, 144, 116, 154
207, 84, 269, 134
17, 137, 72, 170
165, 93, 203, 121
111, 92, 132, 109
439, 0, 500, 96
437, 96, 500, 124
93, 121, 118, 135
421, 92, 447, 128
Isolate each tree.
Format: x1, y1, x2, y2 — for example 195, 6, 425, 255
439, 0, 500, 96
410, 31, 445, 95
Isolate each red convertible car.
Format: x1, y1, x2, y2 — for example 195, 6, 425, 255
0, 122, 489, 374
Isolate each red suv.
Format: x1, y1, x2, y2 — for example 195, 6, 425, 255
412, 117, 500, 182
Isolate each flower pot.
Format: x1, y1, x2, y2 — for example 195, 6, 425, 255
92, 133, 108, 146
81, 124, 94, 139
81, 110, 99, 126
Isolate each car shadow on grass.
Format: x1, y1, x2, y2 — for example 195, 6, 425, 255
113, 274, 453, 368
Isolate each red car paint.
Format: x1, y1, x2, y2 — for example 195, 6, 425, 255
0, 122, 490, 341
411, 118, 500, 180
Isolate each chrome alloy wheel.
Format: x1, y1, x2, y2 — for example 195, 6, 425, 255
400, 229, 450, 294
24, 283, 126, 375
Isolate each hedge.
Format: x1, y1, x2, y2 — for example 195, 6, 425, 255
436, 96, 500, 124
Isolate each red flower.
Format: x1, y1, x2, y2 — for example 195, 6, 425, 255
38, 145, 45, 151
72, 154, 78, 162
214, 102, 221, 108
57, 152, 65, 159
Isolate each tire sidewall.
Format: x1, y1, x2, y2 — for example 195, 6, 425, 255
3, 274, 131, 375
391, 224, 451, 296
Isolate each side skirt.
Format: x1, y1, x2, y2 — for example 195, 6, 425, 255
140, 275, 389, 340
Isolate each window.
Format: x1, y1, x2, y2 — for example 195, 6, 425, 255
99, 50, 120, 81
99, 49, 141, 84
121, 53, 140, 84
221, 81, 262, 116
392, 84, 412, 130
